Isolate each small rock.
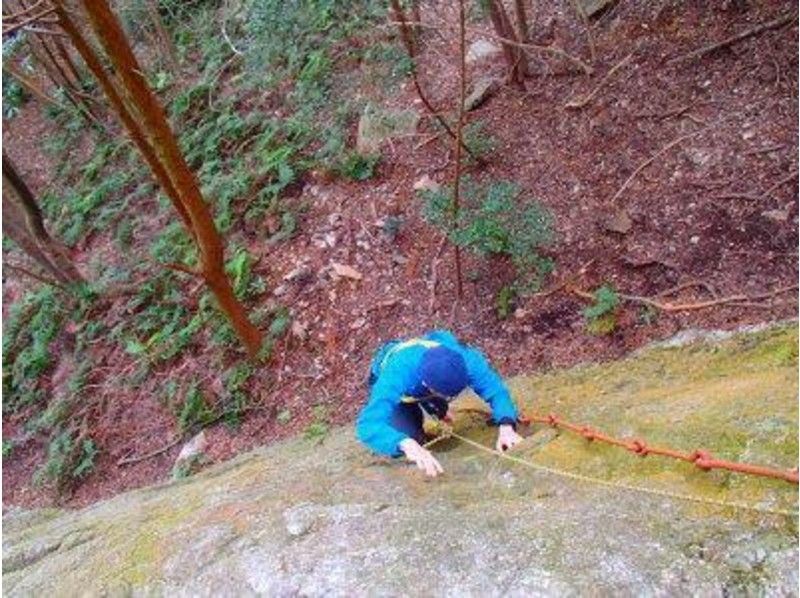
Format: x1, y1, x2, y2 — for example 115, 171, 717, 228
273, 284, 289, 297
350, 318, 367, 330
761, 209, 789, 222
283, 265, 312, 282
465, 76, 500, 112
173, 431, 208, 477
686, 148, 712, 167
602, 209, 632, 234
413, 175, 440, 193
283, 504, 317, 537
331, 263, 363, 281
690, 235, 700, 245
514, 308, 528, 320
466, 39, 501, 64
577, 0, 617, 17
291, 321, 308, 341
391, 252, 408, 266
323, 232, 338, 247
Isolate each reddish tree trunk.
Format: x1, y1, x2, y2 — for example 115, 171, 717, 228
56, 6, 195, 234
70, 0, 263, 357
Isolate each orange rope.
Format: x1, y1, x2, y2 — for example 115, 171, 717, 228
517, 413, 798, 484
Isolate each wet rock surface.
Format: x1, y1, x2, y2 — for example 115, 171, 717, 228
3, 326, 797, 596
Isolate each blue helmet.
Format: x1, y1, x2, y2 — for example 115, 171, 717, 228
420, 346, 468, 397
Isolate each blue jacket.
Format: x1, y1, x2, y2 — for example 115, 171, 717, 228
356, 330, 518, 457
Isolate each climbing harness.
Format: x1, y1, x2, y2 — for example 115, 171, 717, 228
424, 417, 798, 518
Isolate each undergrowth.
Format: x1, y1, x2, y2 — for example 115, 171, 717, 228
421, 177, 555, 293
2, 0, 404, 493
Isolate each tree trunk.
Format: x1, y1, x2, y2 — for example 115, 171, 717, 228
55, 6, 195, 234
487, 0, 526, 88
2, 153, 84, 285
513, 0, 530, 43
64, 0, 263, 358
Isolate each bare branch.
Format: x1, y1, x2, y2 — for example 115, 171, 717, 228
609, 127, 706, 204
565, 52, 633, 110
667, 12, 796, 64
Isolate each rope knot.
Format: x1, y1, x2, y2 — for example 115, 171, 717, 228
580, 426, 596, 441
547, 414, 559, 427
629, 438, 649, 456
691, 449, 713, 470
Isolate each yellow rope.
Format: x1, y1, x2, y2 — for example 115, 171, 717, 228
438, 429, 798, 518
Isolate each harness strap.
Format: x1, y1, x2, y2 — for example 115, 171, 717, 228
379, 337, 439, 371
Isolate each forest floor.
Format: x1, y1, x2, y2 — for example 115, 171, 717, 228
2, 1, 798, 509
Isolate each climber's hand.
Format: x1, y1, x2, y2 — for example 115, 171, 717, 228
496, 424, 523, 452
399, 438, 444, 477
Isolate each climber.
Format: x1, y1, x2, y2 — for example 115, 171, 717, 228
356, 330, 523, 477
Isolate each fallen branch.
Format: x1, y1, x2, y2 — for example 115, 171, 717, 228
667, 12, 796, 64
609, 127, 705, 204
760, 168, 798, 199
2, 63, 66, 111
653, 280, 717, 300
365, 298, 404, 313
531, 258, 596, 299
716, 168, 797, 202
117, 436, 183, 466
163, 261, 202, 278
570, 283, 797, 313
3, 261, 67, 290
743, 144, 785, 156
2, 5, 57, 36
564, 52, 633, 110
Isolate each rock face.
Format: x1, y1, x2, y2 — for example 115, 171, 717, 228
3, 325, 798, 596
466, 39, 501, 64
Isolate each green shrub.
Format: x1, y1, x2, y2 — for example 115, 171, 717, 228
463, 120, 497, 162
222, 361, 254, 427
3, 288, 66, 412
336, 152, 380, 181
583, 284, 620, 335
421, 177, 554, 292
496, 285, 516, 319
34, 431, 98, 488
2, 77, 27, 119
177, 383, 216, 433
304, 404, 330, 441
